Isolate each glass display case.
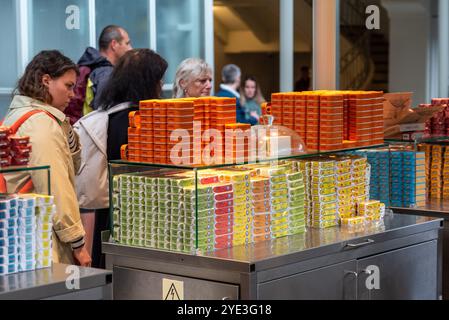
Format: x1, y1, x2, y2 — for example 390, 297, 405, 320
0, 165, 51, 195
109, 142, 387, 255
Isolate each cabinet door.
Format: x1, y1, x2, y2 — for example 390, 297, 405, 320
258, 260, 357, 300
357, 241, 438, 300
113, 267, 239, 300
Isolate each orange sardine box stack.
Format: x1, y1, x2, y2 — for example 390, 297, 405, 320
167, 100, 195, 165
294, 92, 307, 139
347, 91, 384, 148
319, 93, 344, 151
271, 93, 283, 124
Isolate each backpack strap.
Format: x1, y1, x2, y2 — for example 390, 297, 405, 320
9, 109, 61, 134
0, 109, 61, 194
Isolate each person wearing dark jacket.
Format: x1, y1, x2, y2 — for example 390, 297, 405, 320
64, 25, 132, 125
216, 64, 258, 126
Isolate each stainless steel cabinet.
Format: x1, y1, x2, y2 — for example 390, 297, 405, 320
104, 215, 442, 300
113, 266, 239, 300
258, 261, 357, 300
356, 241, 438, 300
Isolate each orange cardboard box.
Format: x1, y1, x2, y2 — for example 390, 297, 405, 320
128, 155, 141, 162
283, 106, 295, 113
166, 122, 193, 131
167, 108, 193, 117
307, 113, 320, 121
320, 114, 343, 121
140, 135, 153, 143
356, 140, 375, 147
320, 144, 343, 151
139, 108, 152, 116
141, 150, 154, 158
319, 119, 344, 127
140, 128, 153, 135
167, 115, 194, 123
153, 122, 167, 130
152, 115, 166, 122
319, 102, 344, 108
320, 132, 344, 139
320, 125, 344, 132
140, 141, 153, 150
140, 156, 154, 163
320, 107, 344, 114
153, 108, 167, 116
139, 100, 154, 109
140, 115, 153, 124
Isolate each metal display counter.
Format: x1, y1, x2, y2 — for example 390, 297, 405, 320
103, 214, 442, 300
0, 263, 112, 300
392, 200, 449, 299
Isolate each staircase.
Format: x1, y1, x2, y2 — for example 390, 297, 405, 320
304, 0, 389, 91
368, 32, 389, 92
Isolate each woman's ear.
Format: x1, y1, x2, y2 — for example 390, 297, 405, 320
180, 79, 187, 91
42, 74, 51, 88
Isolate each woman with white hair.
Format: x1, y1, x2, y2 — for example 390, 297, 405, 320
173, 58, 213, 98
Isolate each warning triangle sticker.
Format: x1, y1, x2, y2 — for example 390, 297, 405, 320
164, 283, 181, 300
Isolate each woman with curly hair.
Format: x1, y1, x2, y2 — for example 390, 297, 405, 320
3, 50, 91, 266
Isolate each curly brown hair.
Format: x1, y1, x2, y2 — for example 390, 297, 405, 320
15, 50, 79, 104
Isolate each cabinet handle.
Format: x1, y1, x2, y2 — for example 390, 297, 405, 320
345, 239, 375, 248
344, 271, 358, 300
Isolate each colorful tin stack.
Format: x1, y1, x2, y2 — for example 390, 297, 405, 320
0, 196, 19, 275
0, 126, 32, 167
287, 171, 306, 235
0, 194, 53, 275
125, 97, 251, 166
306, 159, 339, 229
332, 156, 355, 220
112, 163, 307, 253
267, 90, 385, 152
216, 170, 251, 248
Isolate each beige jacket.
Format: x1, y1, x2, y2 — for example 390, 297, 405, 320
3, 95, 85, 264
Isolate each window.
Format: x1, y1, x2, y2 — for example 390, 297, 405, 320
0, 0, 18, 88
96, 0, 151, 50
29, 0, 90, 63
156, 0, 205, 83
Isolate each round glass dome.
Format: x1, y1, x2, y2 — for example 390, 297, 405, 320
252, 115, 308, 160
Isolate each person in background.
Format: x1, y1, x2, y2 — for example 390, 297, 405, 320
64, 25, 132, 257
216, 64, 258, 126
173, 58, 213, 98
3, 50, 91, 266
294, 66, 311, 92
91, 49, 168, 268
240, 75, 266, 124
65, 25, 133, 123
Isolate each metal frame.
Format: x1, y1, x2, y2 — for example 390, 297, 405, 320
103, 215, 442, 300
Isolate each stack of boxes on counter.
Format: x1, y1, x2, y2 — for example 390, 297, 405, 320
125, 98, 257, 166
111, 163, 307, 253
297, 155, 383, 229
390, 151, 426, 207
421, 98, 449, 137
363, 150, 390, 206
0, 194, 54, 275
0, 126, 32, 167
420, 144, 449, 200
269, 91, 384, 152
353, 149, 426, 207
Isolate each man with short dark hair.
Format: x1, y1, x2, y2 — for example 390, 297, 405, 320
64, 25, 132, 124
216, 64, 258, 125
